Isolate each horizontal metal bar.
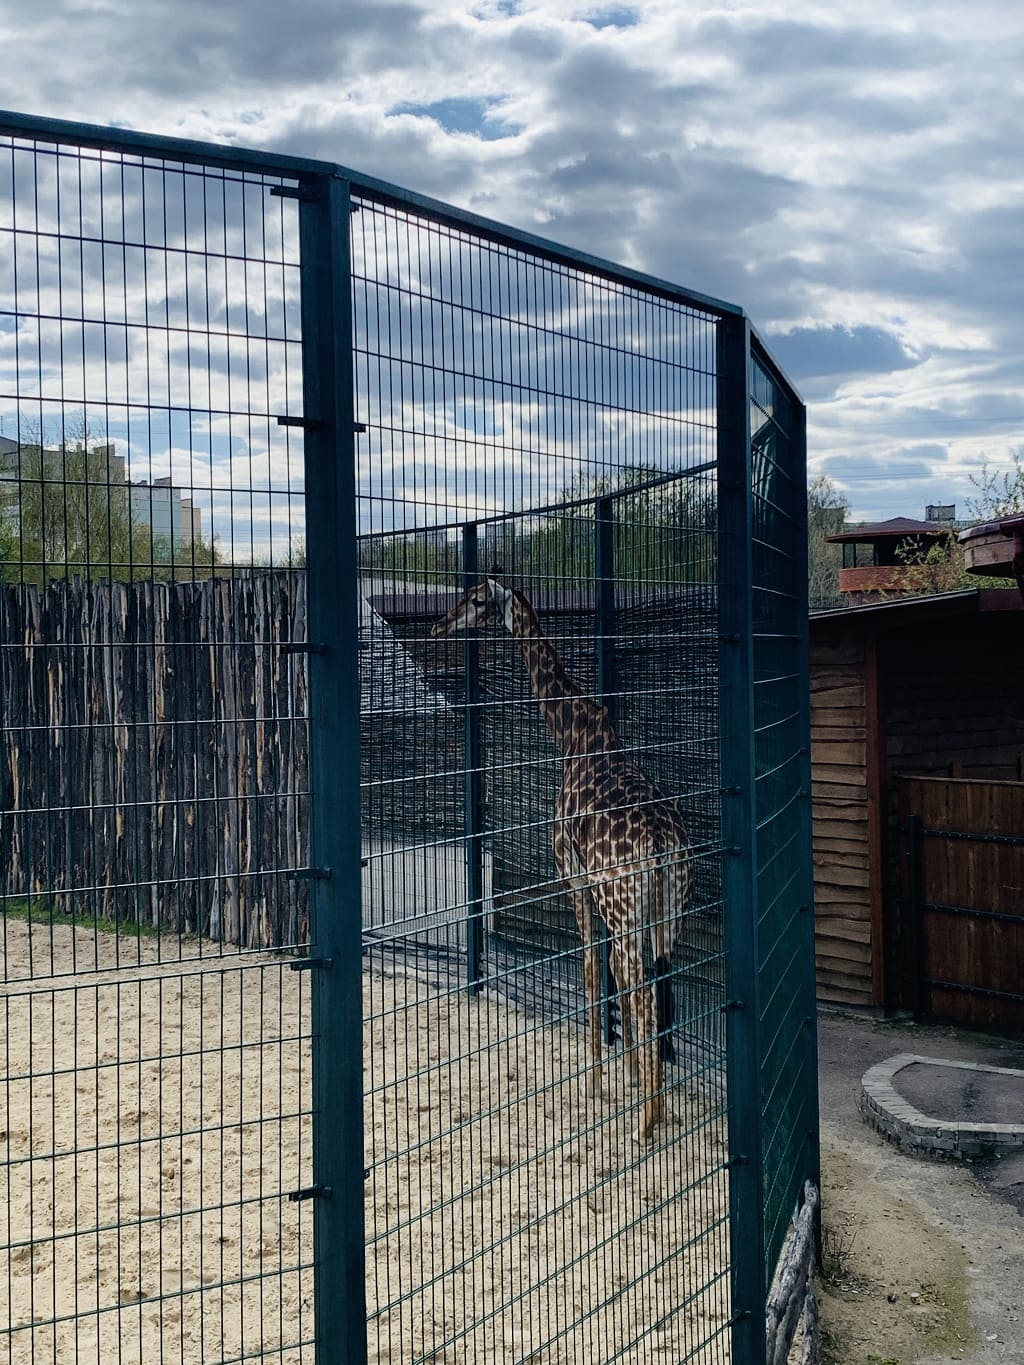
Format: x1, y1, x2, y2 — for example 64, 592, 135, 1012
920, 827, 1024, 847
911, 899, 1024, 927
357, 459, 719, 543
285, 866, 332, 881
290, 957, 334, 972
923, 977, 1024, 1005
0, 106, 334, 178
0, 108, 745, 321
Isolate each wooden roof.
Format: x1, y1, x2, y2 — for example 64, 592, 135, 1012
810, 586, 1022, 628
825, 516, 948, 544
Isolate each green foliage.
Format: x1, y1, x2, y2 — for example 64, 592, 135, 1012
968, 449, 1024, 519
892, 450, 1024, 596
894, 532, 972, 594
0, 438, 220, 586
519, 465, 716, 587
358, 530, 460, 578
359, 466, 716, 588
807, 475, 849, 608
1, 896, 164, 938
0, 441, 153, 586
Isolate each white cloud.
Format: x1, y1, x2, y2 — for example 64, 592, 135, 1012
0, 0, 1022, 531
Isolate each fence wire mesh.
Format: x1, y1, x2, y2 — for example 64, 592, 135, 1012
0, 132, 314, 1363
353, 194, 733, 1363
0, 110, 816, 1365
749, 352, 817, 1282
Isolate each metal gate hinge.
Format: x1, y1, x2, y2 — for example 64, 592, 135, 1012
269, 184, 321, 203
286, 866, 332, 881
720, 998, 745, 1013
289, 956, 334, 972
288, 1184, 333, 1202
276, 414, 325, 432
279, 641, 327, 656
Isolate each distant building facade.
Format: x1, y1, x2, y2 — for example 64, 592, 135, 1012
129, 478, 204, 551
0, 438, 203, 552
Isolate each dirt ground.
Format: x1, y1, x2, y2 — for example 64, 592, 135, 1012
814, 1009, 1024, 1365
1, 918, 730, 1364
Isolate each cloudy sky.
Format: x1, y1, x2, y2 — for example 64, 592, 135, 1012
1, 0, 1022, 523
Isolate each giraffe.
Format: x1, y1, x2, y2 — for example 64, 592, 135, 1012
432, 577, 693, 1144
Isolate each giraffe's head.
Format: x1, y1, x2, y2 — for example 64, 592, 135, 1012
430, 577, 516, 637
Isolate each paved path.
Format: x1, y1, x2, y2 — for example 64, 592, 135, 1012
817, 1008, 1024, 1363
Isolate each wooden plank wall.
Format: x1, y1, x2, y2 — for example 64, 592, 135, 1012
810, 629, 875, 1006
884, 619, 1024, 780
895, 775, 1024, 1034
0, 573, 310, 949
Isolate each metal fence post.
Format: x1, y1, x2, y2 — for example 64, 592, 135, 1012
298, 171, 368, 1365
463, 523, 485, 991
717, 312, 767, 1365
788, 380, 822, 1233
595, 495, 617, 1045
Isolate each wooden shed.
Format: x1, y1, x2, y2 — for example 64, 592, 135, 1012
810, 588, 1024, 1030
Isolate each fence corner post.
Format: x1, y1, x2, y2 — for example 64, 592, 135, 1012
299, 170, 368, 1365
716, 311, 768, 1365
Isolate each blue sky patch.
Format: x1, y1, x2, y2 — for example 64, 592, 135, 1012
582, 6, 640, 30
391, 97, 521, 142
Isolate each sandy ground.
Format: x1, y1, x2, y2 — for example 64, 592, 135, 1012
2, 919, 731, 1364
814, 1009, 1024, 1365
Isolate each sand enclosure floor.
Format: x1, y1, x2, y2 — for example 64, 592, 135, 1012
2, 919, 731, 1363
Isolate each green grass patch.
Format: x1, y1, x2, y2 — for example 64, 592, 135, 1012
2, 896, 166, 939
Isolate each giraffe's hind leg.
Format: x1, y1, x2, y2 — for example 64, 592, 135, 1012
555, 825, 605, 1101
600, 896, 663, 1146
564, 885, 604, 1100
610, 939, 639, 1088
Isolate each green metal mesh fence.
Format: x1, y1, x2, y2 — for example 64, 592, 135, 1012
352, 193, 734, 1362
0, 125, 314, 1364
0, 109, 817, 1365
749, 351, 818, 1281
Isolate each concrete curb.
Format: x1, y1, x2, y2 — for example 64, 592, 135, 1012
860, 1052, 1024, 1159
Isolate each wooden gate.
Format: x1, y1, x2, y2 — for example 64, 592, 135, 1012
895, 776, 1024, 1035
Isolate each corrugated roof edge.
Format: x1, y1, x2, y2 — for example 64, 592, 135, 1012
810, 587, 1023, 625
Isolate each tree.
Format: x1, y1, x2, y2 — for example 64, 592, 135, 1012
526, 465, 716, 587
0, 416, 223, 586
893, 450, 1024, 597
0, 439, 155, 587
967, 450, 1024, 520
807, 475, 849, 608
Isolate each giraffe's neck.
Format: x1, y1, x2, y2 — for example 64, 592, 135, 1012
506, 592, 616, 757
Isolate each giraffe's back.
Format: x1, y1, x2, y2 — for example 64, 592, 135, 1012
554, 750, 692, 944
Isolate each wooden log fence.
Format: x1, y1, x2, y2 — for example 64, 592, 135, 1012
0, 572, 311, 950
